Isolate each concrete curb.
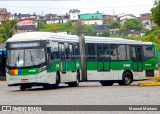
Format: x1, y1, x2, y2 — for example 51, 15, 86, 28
138, 82, 160, 86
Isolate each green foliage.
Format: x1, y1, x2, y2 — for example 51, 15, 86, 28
125, 36, 143, 41
151, 0, 160, 27
101, 31, 110, 37
125, 28, 160, 51
120, 18, 142, 37
72, 20, 86, 36
40, 20, 74, 33
40, 20, 97, 36
0, 20, 18, 43
110, 20, 121, 29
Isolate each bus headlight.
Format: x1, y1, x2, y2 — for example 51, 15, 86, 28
6, 68, 11, 73
38, 66, 47, 72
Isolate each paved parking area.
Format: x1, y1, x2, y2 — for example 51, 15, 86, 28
0, 81, 160, 105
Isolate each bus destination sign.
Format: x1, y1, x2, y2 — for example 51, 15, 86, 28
10, 43, 40, 48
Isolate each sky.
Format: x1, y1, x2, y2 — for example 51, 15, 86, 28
0, 0, 155, 17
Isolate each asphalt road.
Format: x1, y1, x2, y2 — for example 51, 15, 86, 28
0, 81, 160, 106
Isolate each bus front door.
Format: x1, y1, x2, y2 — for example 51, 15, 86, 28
97, 45, 110, 71
131, 46, 143, 71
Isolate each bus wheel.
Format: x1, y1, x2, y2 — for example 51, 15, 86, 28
52, 73, 60, 89
100, 81, 114, 86
68, 72, 80, 87
119, 72, 132, 86
20, 85, 26, 91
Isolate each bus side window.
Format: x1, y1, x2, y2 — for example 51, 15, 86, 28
103, 46, 109, 60
97, 46, 103, 60
143, 46, 154, 60
126, 45, 130, 60
136, 47, 142, 60
110, 44, 118, 60
75, 44, 79, 59
51, 42, 59, 60
59, 43, 65, 60
65, 43, 70, 60
71, 44, 75, 60
117, 45, 126, 60
131, 47, 136, 60
88, 44, 95, 60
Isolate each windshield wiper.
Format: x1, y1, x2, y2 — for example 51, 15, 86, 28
30, 51, 35, 65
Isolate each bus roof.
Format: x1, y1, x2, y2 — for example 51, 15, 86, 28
84, 36, 153, 45
7, 32, 153, 45
7, 32, 79, 43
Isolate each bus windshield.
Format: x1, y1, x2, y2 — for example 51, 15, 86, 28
7, 48, 45, 67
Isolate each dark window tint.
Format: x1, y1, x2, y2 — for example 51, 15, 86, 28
117, 45, 126, 60
110, 44, 118, 60
131, 46, 142, 61
75, 44, 79, 59
103, 46, 109, 60
65, 43, 70, 59
137, 47, 142, 60
88, 44, 96, 60
97, 46, 103, 60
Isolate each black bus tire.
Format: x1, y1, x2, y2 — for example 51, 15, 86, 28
119, 72, 132, 86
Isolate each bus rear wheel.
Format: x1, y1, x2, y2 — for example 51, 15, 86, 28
68, 72, 80, 87
100, 81, 114, 86
118, 72, 132, 86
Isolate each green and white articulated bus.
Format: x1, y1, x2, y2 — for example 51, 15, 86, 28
84, 36, 158, 86
6, 32, 158, 90
6, 32, 81, 90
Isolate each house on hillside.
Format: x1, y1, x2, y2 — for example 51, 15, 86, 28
117, 13, 136, 24
139, 13, 157, 30
16, 19, 38, 33
79, 13, 103, 25
44, 13, 69, 24
103, 14, 117, 24
69, 9, 80, 23
0, 8, 9, 24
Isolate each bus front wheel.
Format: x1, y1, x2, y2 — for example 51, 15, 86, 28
118, 72, 132, 86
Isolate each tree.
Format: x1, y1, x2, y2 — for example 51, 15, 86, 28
101, 31, 110, 37
120, 18, 142, 37
64, 20, 73, 33
151, 0, 160, 27
0, 20, 18, 42
73, 20, 86, 36
110, 20, 121, 29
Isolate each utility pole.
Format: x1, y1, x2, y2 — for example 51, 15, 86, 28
79, 35, 87, 81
